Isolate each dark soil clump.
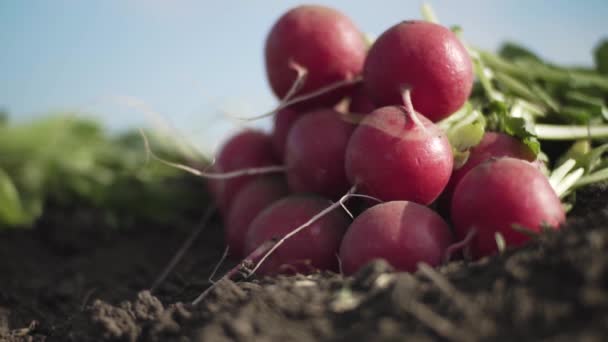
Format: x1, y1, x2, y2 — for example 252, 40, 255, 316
1, 185, 608, 341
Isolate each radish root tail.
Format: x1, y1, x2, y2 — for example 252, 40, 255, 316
139, 129, 286, 179
443, 227, 477, 263
230, 76, 363, 121
190, 186, 363, 306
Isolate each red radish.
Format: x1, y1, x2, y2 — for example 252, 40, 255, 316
363, 21, 473, 121
214, 130, 279, 214
271, 108, 301, 160
285, 109, 355, 198
339, 201, 453, 274
225, 175, 289, 259
265, 5, 367, 108
441, 132, 537, 207
451, 157, 565, 259
245, 195, 350, 275
348, 84, 376, 114
345, 102, 453, 204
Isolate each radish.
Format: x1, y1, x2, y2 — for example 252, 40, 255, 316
348, 84, 376, 114
225, 175, 289, 259
339, 201, 453, 274
271, 108, 301, 161
245, 195, 350, 275
214, 130, 279, 214
285, 109, 355, 198
451, 157, 565, 259
440, 132, 537, 209
345, 93, 453, 204
265, 5, 366, 108
363, 21, 473, 121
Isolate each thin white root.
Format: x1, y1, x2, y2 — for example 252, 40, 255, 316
150, 206, 215, 293
443, 227, 477, 263
339, 201, 354, 219
110, 95, 207, 161
282, 60, 309, 104
232, 76, 363, 121
346, 194, 383, 203
191, 239, 276, 306
337, 193, 383, 219
189, 186, 373, 306
208, 246, 230, 284
139, 128, 287, 179
221, 60, 306, 123
191, 280, 221, 306
246, 185, 358, 276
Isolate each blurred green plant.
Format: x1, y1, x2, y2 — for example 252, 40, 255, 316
595, 40, 608, 75
0, 114, 209, 228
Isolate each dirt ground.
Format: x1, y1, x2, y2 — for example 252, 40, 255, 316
1, 184, 607, 341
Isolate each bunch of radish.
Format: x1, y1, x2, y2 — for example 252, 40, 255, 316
206, 5, 566, 277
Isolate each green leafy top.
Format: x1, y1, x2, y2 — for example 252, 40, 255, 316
422, 3, 608, 203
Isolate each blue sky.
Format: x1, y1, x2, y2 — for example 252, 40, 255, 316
1, 1, 606, 154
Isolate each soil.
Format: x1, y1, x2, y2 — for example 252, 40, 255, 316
1, 184, 608, 342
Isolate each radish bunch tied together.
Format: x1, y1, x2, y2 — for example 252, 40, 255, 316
195, 4, 608, 282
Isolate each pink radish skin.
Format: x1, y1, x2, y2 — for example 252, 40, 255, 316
451, 157, 565, 259
363, 21, 473, 121
339, 201, 453, 274
265, 5, 367, 108
225, 175, 289, 259
440, 132, 537, 209
345, 105, 453, 204
348, 84, 376, 114
245, 195, 350, 275
214, 130, 279, 215
271, 108, 301, 161
285, 109, 355, 199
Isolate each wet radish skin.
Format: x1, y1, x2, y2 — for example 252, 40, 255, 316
214, 130, 279, 214
345, 105, 453, 204
347, 83, 376, 114
225, 175, 289, 259
440, 132, 537, 208
265, 5, 367, 108
363, 21, 473, 121
285, 109, 355, 198
451, 157, 565, 259
245, 195, 350, 275
271, 108, 302, 161
339, 201, 453, 274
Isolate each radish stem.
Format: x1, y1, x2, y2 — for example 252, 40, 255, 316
401, 89, 425, 129
575, 167, 608, 188
535, 124, 608, 140
421, 3, 439, 24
